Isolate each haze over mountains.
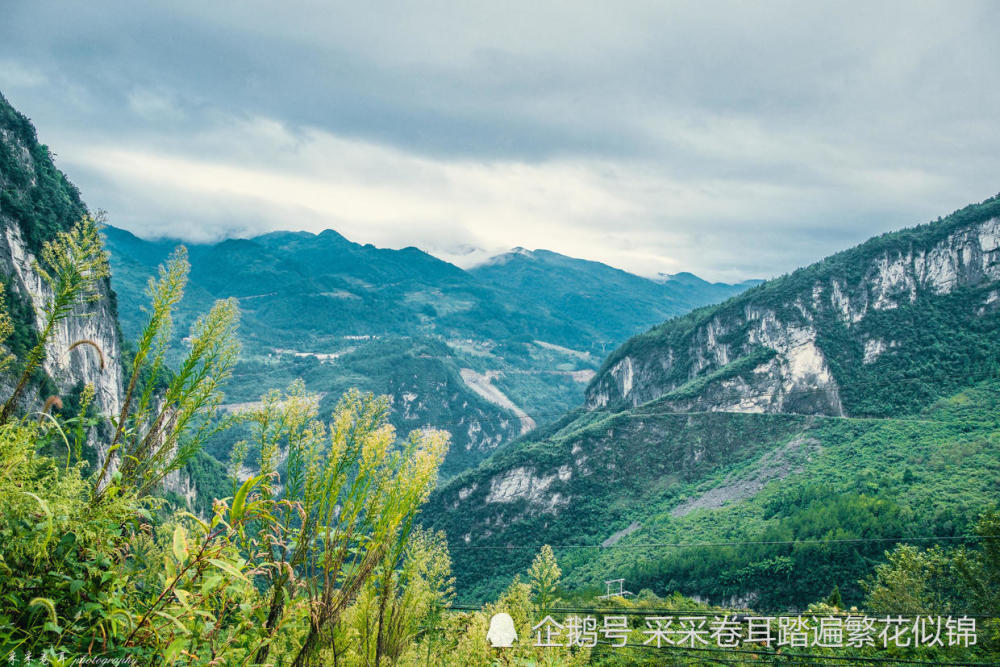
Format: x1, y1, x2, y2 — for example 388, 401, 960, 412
102, 225, 758, 476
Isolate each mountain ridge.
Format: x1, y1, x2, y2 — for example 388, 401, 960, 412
103, 220, 757, 477
586, 195, 1000, 416
425, 193, 1000, 604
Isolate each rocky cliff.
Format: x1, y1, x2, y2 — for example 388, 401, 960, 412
586, 200, 1000, 417
0, 92, 224, 508
0, 93, 124, 421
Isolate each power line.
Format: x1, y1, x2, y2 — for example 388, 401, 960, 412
447, 534, 998, 551
448, 605, 1000, 620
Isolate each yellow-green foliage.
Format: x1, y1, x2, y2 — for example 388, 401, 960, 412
337, 528, 455, 665
0, 287, 453, 665
0, 420, 143, 659
97, 246, 241, 500
441, 574, 591, 666
527, 544, 562, 615
232, 382, 451, 665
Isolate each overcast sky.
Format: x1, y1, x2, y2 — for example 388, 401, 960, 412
2, 1, 998, 281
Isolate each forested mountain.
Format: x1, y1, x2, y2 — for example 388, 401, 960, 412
469, 247, 759, 350
426, 194, 1000, 605
103, 226, 753, 476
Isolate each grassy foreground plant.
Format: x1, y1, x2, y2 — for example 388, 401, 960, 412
0, 216, 459, 664
94, 246, 240, 500
228, 382, 449, 665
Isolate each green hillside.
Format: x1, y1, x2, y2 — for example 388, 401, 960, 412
426, 195, 1000, 604
429, 379, 1000, 605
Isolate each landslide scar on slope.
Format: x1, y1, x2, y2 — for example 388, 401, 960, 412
670, 435, 821, 517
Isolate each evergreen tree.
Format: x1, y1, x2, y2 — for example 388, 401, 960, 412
527, 544, 562, 615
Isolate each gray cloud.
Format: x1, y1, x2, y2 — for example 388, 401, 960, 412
1, 1, 998, 281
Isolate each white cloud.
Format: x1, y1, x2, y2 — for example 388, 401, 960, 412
53, 100, 999, 282
126, 88, 187, 123
0, 60, 48, 89
2, 2, 998, 281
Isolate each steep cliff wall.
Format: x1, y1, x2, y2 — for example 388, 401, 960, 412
0, 223, 123, 416
586, 201, 1000, 417
0, 92, 222, 508
0, 93, 123, 419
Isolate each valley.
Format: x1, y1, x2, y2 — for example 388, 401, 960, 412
3, 3, 999, 662
102, 225, 755, 477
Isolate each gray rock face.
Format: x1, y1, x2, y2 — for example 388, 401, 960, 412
0, 96, 204, 503
0, 222, 124, 418
0, 101, 124, 422
585, 216, 1000, 416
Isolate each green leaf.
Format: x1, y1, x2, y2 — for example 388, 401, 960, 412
173, 588, 191, 612
153, 610, 189, 635
21, 492, 53, 548
207, 558, 250, 583
163, 637, 186, 664
200, 574, 222, 593
172, 524, 187, 562
164, 554, 176, 579
230, 473, 268, 525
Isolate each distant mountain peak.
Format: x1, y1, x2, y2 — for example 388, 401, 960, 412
657, 271, 709, 286
505, 246, 537, 260
478, 247, 538, 267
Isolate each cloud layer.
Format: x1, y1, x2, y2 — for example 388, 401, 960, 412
2, 1, 998, 280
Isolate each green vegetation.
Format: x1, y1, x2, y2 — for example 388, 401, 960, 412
427, 380, 1000, 609
426, 194, 1000, 663
101, 222, 755, 479
0, 218, 607, 664
0, 93, 87, 253
3, 91, 998, 663
0, 217, 458, 664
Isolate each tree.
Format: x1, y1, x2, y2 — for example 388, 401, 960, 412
527, 544, 562, 615
826, 585, 843, 608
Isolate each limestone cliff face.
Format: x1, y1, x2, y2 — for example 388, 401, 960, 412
0, 92, 203, 504
0, 94, 124, 422
0, 222, 124, 418
586, 213, 1000, 416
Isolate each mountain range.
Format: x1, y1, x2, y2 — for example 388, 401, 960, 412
102, 225, 757, 476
